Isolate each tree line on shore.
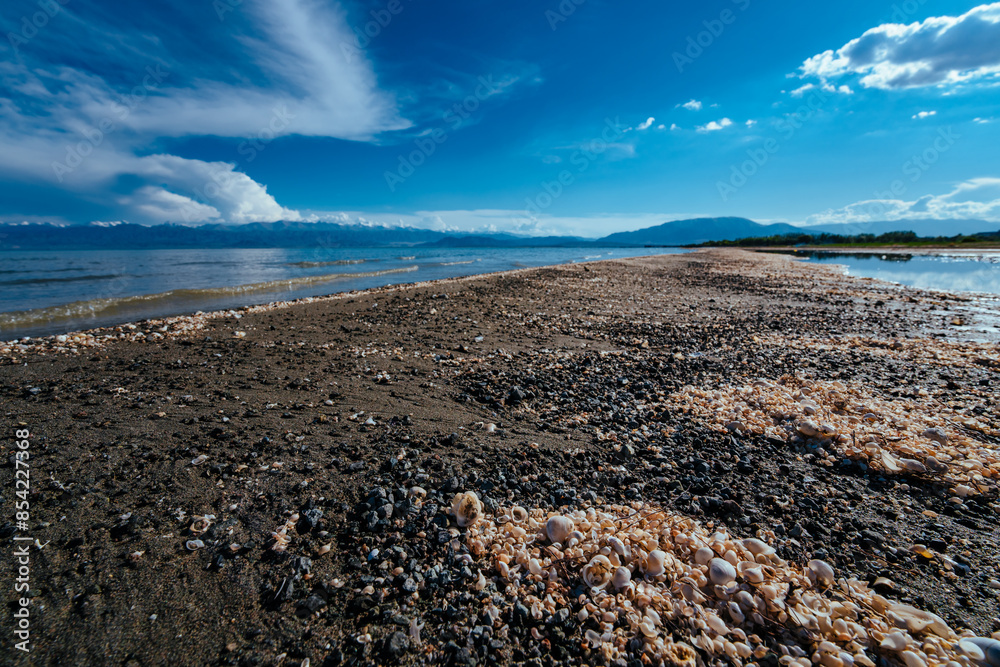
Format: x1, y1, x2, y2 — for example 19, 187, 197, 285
689, 229, 1000, 248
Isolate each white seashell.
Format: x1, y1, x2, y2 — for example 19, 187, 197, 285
608, 536, 631, 559
709, 558, 737, 585
900, 458, 927, 473
742, 538, 776, 558
185, 539, 205, 551
808, 559, 835, 586
408, 486, 427, 502
960, 637, 1000, 667
190, 455, 208, 466
546, 515, 575, 544
728, 601, 745, 625
887, 603, 953, 638
739, 563, 765, 584
644, 550, 666, 577
450, 492, 483, 528
317, 543, 332, 556
612, 566, 632, 589
510, 506, 528, 523
583, 555, 614, 590
694, 547, 714, 565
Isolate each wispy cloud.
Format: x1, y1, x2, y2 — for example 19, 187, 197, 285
799, 3, 1000, 90
0, 0, 412, 224
912, 110, 937, 120
806, 178, 1000, 224
679, 99, 702, 111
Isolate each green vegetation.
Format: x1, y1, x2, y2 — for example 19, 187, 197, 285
689, 229, 1000, 248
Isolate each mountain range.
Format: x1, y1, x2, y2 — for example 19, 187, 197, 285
0, 217, 997, 251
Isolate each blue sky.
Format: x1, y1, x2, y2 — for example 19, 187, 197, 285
1, 0, 999, 236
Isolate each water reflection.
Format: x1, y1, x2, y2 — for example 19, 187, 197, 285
787, 251, 1000, 294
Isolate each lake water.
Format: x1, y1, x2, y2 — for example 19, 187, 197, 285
0, 247, 688, 340
798, 251, 1000, 295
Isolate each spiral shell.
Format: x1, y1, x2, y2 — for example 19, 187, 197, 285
582, 555, 614, 590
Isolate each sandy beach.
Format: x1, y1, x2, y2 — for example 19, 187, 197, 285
1, 249, 998, 667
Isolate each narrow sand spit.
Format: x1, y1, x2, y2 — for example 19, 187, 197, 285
0, 249, 997, 666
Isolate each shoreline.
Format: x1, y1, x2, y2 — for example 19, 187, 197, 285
0, 249, 687, 345
1, 249, 997, 666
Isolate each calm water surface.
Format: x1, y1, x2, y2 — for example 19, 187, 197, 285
798, 251, 1000, 295
0, 247, 688, 339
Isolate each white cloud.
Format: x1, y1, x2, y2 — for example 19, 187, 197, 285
636, 117, 655, 131
670, 123, 680, 131
696, 118, 733, 133
805, 178, 1000, 225
789, 82, 853, 97
745, 119, 757, 128
912, 110, 937, 119
0, 0, 422, 224
799, 3, 1000, 90
119, 186, 220, 224
679, 99, 703, 111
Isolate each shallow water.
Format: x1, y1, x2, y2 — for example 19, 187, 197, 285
0, 247, 687, 339
798, 251, 1000, 295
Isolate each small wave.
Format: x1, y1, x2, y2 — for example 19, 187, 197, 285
287, 259, 375, 268
0, 265, 419, 331
0, 273, 123, 286
583, 255, 602, 260
438, 260, 479, 266
398, 255, 416, 260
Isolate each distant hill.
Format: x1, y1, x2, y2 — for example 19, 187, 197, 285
598, 217, 802, 246
2, 217, 996, 251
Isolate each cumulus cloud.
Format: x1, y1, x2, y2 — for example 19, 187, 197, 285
799, 3, 1000, 89
912, 110, 937, 119
805, 178, 1000, 225
696, 118, 733, 133
679, 99, 703, 111
636, 117, 655, 130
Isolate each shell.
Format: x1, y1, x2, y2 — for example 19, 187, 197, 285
612, 566, 632, 589
645, 550, 667, 577
961, 638, 1000, 667
451, 491, 483, 528
185, 539, 205, 551
694, 546, 714, 565
190, 455, 208, 466
510, 506, 528, 523
582, 555, 614, 590
546, 515, 575, 544
808, 559, 836, 586
708, 558, 737, 585
742, 538, 776, 558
